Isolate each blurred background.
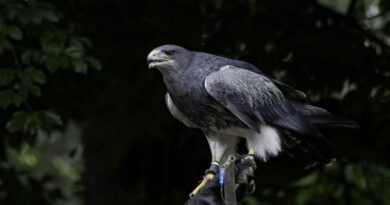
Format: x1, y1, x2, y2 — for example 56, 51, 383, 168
0, 0, 389, 204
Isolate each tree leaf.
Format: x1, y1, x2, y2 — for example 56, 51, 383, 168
26, 68, 46, 84
6, 111, 30, 133
43, 43, 63, 56
6, 110, 62, 133
65, 45, 84, 59
0, 69, 16, 85
77, 37, 93, 48
44, 10, 59, 22
41, 111, 62, 126
73, 60, 88, 74
21, 50, 33, 64
0, 39, 12, 50
12, 90, 26, 107
0, 90, 15, 109
87, 57, 102, 70
29, 85, 41, 97
7, 26, 23, 40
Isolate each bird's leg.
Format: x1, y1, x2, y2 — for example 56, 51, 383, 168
246, 148, 256, 169
189, 160, 220, 197
245, 147, 256, 193
189, 134, 237, 197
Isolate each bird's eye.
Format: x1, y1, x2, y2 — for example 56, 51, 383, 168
165, 50, 175, 56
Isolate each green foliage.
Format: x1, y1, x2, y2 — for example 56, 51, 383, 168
0, 0, 101, 133
0, 67, 47, 109
287, 163, 390, 205
6, 26, 23, 41
0, 0, 100, 204
4, 122, 84, 205
6, 111, 62, 133
239, 163, 390, 205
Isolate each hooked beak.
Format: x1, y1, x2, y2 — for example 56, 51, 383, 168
147, 49, 170, 69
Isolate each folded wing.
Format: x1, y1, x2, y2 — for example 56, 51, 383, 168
204, 65, 337, 165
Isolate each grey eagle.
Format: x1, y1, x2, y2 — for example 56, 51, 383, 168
147, 45, 358, 195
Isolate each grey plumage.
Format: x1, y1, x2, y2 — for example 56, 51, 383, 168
205, 66, 285, 132
147, 45, 358, 167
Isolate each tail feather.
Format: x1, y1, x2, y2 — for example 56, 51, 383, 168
279, 103, 357, 168
281, 134, 317, 167
281, 130, 336, 168
308, 114, 359, 129
293, 103, 359, 129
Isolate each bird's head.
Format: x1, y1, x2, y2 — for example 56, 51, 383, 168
147, 45, 192, 73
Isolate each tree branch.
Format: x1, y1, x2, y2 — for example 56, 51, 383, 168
316, 1, 390, 50
10, 45, 22, 69
346, 0, 358, 17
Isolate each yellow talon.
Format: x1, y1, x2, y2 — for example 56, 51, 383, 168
189, 173, 215, 197
248, 148, 255, 155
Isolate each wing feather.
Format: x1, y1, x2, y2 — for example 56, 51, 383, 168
204, 65, 318, 137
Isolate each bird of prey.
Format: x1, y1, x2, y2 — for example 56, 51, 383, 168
147, 45, 358, 196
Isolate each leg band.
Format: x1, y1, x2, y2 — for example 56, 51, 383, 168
205, 161, 220, 174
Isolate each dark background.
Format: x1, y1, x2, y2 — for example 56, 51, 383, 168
0, 0, 389, 205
